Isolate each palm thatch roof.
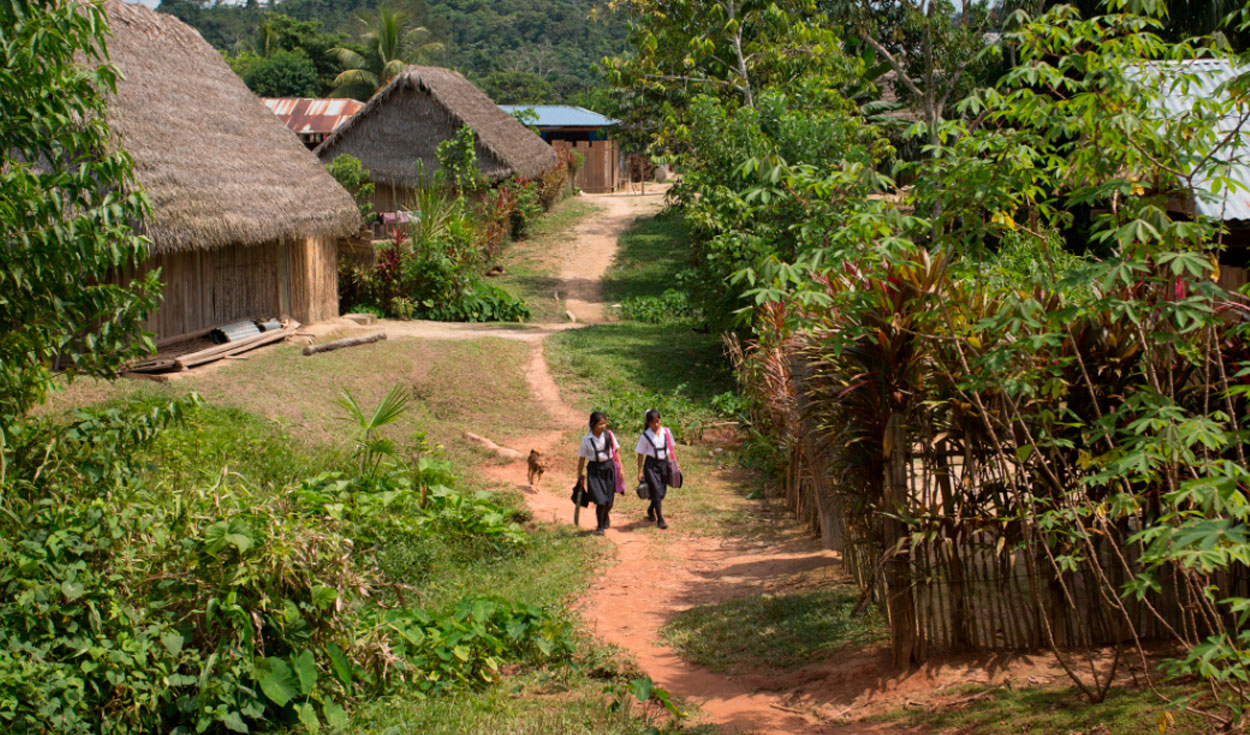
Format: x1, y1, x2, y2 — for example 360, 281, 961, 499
102, 0, 359, 253
315, 66, 558, 185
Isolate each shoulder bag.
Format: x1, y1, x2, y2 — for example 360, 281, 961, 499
665, 428, 683, 489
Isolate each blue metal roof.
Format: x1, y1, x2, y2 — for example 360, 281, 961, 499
498, 105, 618, 128
1140, 59, 1250, 221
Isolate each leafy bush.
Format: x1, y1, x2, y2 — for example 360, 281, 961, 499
507, 178, 545, 240
386, 597, 574, 696
0, 388, 564, 734
325, 154, 376, 219
619, 288, 700, 324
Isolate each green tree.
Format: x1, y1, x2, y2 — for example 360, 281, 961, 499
230, 48, 322, 97
0, 0, 159, 462
603, 0, 860, 152
475, 70, 555, 104
325, 154, 377, 218
330, 7, 446, 100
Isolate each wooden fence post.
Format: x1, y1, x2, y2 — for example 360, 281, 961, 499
884, 412, 921, 667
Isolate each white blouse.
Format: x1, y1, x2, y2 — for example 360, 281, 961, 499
634, 427, 673, 460
578, 430, 619, 462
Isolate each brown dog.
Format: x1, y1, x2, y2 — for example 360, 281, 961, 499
526, 449, 547, 488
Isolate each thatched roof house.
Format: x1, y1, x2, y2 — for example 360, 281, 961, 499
103, 0, 359, 342
315, 66, 558, 211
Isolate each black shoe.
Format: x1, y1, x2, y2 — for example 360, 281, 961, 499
646, 512, 655, 522
657, 521, 668, 530
593, 528, 605, 536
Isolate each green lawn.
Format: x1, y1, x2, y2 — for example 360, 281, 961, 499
602, 213, 693, 305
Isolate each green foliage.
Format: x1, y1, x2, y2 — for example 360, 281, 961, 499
324, 154, 376, 219
163, 0, 627, 102
619, 288, 699, 324
0, 384, 561, 733
436, 127, 485, 195
644, 0, 1250, 724
477, 72, 556, 104
329, 7, 444, 100
0, 0, 159, 455
229, 47, 322, 97
386, 597, 574, 695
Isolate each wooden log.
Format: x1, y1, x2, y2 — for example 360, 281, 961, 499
175, 328, 288, 370
302, 332, 386, 356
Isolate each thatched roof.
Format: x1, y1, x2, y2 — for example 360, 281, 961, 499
102, 0, 359, 253
315, 66, 558, 186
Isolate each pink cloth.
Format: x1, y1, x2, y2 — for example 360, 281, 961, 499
609, 430, 627, 495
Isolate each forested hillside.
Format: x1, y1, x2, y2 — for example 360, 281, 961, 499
158, 0, 625, 101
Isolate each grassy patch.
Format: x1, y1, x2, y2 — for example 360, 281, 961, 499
544, 323, 732, 439
48, 337, 546, 472
495, 197, 600, 323
603, 214, 693, 305
660, 588, 886, 675
864, 683, 1212, 735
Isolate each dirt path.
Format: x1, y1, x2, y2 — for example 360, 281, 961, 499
469, 190, 858, 733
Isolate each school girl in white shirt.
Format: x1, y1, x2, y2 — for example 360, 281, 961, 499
634, 409, 674, 529
577, 410, 622, 535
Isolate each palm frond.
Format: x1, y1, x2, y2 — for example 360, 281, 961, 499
334, 388, 367, 428
331, 47, 369, 70
368, 384, 410, 430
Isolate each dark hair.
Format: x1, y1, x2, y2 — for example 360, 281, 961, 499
643, 409, 661, 431
589, 411, 608, 431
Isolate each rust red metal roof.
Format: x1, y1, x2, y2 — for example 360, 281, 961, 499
263, 97, 364, 136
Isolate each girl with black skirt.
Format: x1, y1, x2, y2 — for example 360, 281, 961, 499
577, 411, 621, 536
635, 409, 674, 529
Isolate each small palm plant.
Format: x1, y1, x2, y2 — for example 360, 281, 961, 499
335, 384, 410, 480
330, 7, 444, 100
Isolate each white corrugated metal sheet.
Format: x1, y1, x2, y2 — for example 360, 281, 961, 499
1140, 59, 1250, 221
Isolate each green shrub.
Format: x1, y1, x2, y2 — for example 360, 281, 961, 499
0, 390, 564, 734
618, 288, 700, 324
325, 154, 375, 219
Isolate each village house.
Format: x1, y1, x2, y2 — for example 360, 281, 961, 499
498, 104, 622, 193
103, 0, 360, 343
314, 66, 558, 212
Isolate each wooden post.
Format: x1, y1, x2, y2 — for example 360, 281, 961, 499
884, 412, 920, 667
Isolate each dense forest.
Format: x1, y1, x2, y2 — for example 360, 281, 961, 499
158, 0, 626, 102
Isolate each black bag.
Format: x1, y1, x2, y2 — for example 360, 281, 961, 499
571, 478, 590, 507
635, 480, 651, 500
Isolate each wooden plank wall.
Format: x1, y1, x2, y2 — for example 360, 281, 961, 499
289, 237, 340, 324
553, 140, 618, 193
113, 237, 338, 342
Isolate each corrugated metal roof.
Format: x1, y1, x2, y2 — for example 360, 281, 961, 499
498, 104, 618, 128
1142, 59, 1250, 221
264, 97, 364, 136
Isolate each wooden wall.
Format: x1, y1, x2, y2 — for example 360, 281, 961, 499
552, 140, 619, 193
116, 237, 339, 343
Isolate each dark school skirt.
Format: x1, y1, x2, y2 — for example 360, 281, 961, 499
642, 455, 669, 501
586, 460, 616, 507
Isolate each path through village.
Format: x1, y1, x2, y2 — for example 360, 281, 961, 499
387, 190, 940, 734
